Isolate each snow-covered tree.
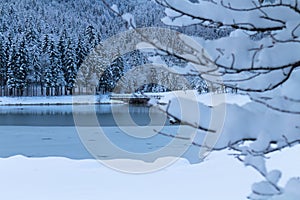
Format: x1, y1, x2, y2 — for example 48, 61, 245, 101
76, 35, 87, 70
52, 40, 65, 96
0, 35, 7, 95
6, 38, 29, 96
84, 25, 99, 53
99, 57, 124, 93
64, 38, 77, 95
44, 39, 65, 96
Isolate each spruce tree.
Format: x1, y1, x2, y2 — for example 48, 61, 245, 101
6, 39, 29, 96
16, 37, 29, 96
64, 38, 77, 95
99, 57, 124, 93
48, 39, 65, 96
0, 37, 7, 93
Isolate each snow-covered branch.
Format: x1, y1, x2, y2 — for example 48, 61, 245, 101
97, 1, 300, 198
158, 0, 299, 31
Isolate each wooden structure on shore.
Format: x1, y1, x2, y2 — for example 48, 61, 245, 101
109, 94, 164, 104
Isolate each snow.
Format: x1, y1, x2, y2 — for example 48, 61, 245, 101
244, 155, 267, 175
164, 8, 181, 18
279, 68, 300, 99
157, 90, 251, 107
0, 150, 262, 200
1, 142, 299, 200
0, 95, 124, 105
249, 151, 300, 200
111, 4, 119, 14
0, 95, 89, 105
162, 0, 285, 29
0, 91, 251, 106
272, 178, 300, 200
267, 146, 300, 187
267, 170, 282, 185
251, 181, 281, 197
122, 13, 136, 29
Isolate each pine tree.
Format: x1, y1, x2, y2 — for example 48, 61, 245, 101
85, 25, 96, 45
57, 30, 67, 64
24, 23, 40, 96
25, 21, 38, 49
6, 47, 17, 96
6, 39, 29, 96
0, 36, 7, 94
76, 35, 87, 68
31, 53, 42, 96
16, 37, 29, 96
64, 38, 77, 95
42, 34, 50, 54
48, 39, 65, 96
99, 57, 124, 93
84, 25, 98, 53
44, 65, 52, 96
57, 31, 67, 94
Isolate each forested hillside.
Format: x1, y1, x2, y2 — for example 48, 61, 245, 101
0, 0, 225, 96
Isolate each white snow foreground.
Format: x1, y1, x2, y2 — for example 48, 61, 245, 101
0, 146, 300, 200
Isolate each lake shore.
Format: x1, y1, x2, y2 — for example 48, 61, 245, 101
0, 91, 251, 106
0, 95, 124, 106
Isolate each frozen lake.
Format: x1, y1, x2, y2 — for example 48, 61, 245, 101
0, 104, 170, 126
0, 105, 201, 164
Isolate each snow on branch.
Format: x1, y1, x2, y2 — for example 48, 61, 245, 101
155, 0, 300, 117
159, 0, 299, 31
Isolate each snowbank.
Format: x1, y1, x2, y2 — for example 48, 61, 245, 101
0, 150, 262, 200
157, 90, 251, 107
1, 145, 299, 200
